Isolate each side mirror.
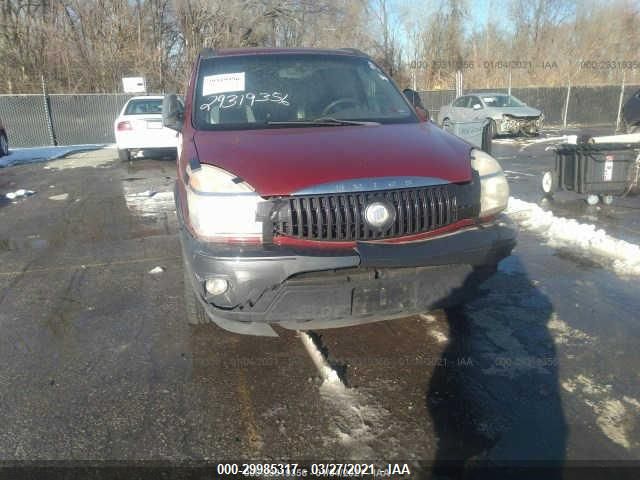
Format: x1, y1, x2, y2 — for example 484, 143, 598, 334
473, 103, 482, 110
162, 94, 184, 132
415, 106, 430, 122
403, 88, 430, 122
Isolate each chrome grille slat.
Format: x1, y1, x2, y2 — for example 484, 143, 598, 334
278, 185, 464, 242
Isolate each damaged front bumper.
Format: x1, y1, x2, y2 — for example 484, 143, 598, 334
497, 116, 542, 135
180, 213, 518, 336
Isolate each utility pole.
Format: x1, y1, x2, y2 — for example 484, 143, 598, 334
615, 71, 626, 132
41, 75, 57, 146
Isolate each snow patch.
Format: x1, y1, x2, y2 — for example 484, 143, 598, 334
48, 193, 69, 201
504, 170, 536, 177
596, 400, 631, 449
428, 329, 448, 344
623, 396, 640, 409
547, 313, 595, 345
123, 187, 175, 218
298, 332, 390, 458
506, 197, 640, 276
5, 189, 36, 200
43, 148, 114, 170
0, 145, 106, 168
148, 266, 165, 274
562, 374, 640, 450
418, 313, 437, 323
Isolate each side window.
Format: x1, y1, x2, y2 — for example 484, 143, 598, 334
470, 96, 482, 109
453, 96, 468, 108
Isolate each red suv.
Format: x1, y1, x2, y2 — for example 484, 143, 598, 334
163, 48, 516, 336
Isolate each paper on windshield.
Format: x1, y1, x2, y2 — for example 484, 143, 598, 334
202, 72, 245, 95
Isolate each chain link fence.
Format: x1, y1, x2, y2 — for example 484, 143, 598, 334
48, 94, 133, 146
0, 95, 52, 147
0, 93, 134, 147
1, 85, 639, 148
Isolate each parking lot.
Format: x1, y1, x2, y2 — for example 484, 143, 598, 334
1, 130, 639, 471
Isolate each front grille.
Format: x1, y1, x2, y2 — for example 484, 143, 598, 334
273, 183, 478, 241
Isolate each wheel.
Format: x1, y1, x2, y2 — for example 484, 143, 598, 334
441, 117, 451, 130
481, 121, 492, 154
0, 132, 8, 157
541, 170, 557, 197
184, 261, 208, 325
118, 148, 130, 161
586, 194, 599, 206
487, 119, 497, 138
601, 195, 614, 205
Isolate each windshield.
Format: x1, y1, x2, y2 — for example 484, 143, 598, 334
124, 99, 163, 115
481, 95, 526, 108
194, 54, 416, 130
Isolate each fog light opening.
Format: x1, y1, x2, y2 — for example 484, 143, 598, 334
205, 278, 229, 296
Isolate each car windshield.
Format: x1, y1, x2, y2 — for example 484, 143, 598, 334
194, 54, 416, 130
125, 99, 163, 115
481, 95, 526, 108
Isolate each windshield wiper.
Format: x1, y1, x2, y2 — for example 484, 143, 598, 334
266, 117, 379, 127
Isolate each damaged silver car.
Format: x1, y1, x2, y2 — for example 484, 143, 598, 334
438, 93, 543, 138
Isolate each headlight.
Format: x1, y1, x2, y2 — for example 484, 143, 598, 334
470, 149, 509, 217
186, 164, 262, 241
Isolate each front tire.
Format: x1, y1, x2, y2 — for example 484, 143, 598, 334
0, 132, 8, 157
118, 148, 130, 162
488, 119, 497, 138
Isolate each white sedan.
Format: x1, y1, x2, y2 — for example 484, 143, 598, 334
114, 96, 179, 161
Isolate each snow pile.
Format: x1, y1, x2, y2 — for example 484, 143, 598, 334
299, 331, 344, 389
506, 197, 640, 276
0, 145, 105, 168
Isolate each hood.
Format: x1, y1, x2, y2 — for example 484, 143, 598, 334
193, 123, 472, 196
490, 106, 541, 118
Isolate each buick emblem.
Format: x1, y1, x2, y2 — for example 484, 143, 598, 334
364, 201, 394, 229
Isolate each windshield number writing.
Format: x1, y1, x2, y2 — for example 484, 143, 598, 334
200, 92, 290, 111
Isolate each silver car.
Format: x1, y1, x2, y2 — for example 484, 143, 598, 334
438, 93, 543, 137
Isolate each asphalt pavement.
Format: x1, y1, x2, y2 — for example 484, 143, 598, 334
0, 133, 639, 475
